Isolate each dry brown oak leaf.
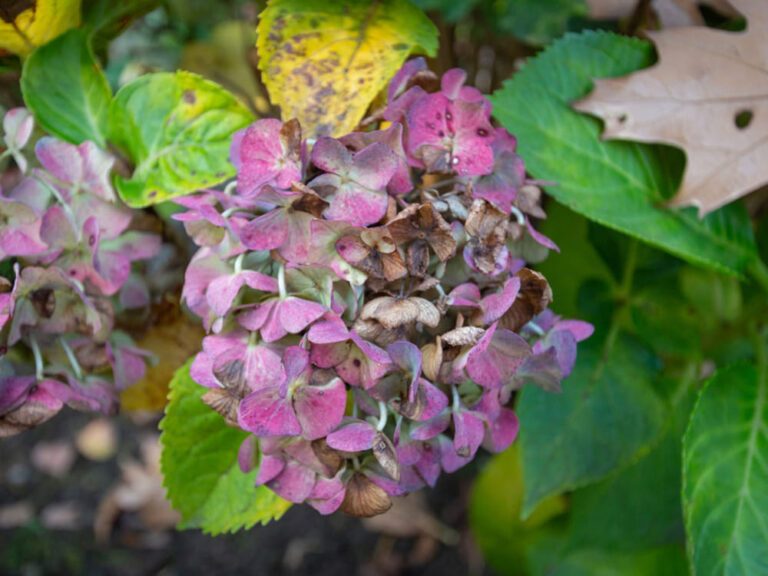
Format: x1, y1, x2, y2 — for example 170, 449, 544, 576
574, 0, 768, 215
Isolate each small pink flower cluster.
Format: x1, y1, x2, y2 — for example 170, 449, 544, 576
0, 109, 163, 437
180, 60, 592, 517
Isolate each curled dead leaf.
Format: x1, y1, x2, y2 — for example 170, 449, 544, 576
500, 268, 552, 332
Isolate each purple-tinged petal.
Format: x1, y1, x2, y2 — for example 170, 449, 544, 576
515, 348, 563, 393
414, 379, 449, 422
238, 436, 257, 473
237, 300, 277, 332
387, 341, 422, 402
480, 277, 521, 325
466, 323, 532, 389
4, 107, 34, 149
347, 142, 398, 191
323, 181, 389, 227
414, 441, 441, 487
448, 283, 482, 307
35, 137, 83, 186
294, 376, 347, 440
0, 377, 34, 415
278, 297, 326, 334
307, 317, 350, 344
308, 474, 346, 515
453, 410, 485, 459
190, 350, 219, 389
526, 217, 559, 252
240, 208, 289, 252
554, 320, 594, 342
387, 57, 427, 102
326, 420, 377, 452
267, 460, 316, 503
282, 346, 310, 383
238, 387, 302, 437
238, 119, 301, 195
411, 412, 450, 441
440, 68, 467, 100
310, 342, 349, 369
311, 137, 353, 175
438, 435, 471, 473
483, 408, 519, 453
255, 454, 286, 485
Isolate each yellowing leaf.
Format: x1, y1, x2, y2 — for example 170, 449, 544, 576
574, 0, 768, 215
257, 0, 438, 139
0, 0, 81, 57
121, 315, 205, 412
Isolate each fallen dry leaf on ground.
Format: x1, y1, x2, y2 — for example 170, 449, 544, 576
94, 435, 180, 541
575, 0, 766, 215
76, 418, 118, 461
30, 440, 76, 478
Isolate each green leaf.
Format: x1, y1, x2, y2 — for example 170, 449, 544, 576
517, 334, 667, 518
527, 543, 689, 576
257, 0, 438, 138
470, 445, 568, 573
490, 31, 758, 276
159, 360, 291, 535
568, 371, 697, 552
110, 71, 253, 207
410, 0, 479, 22
534, 201, 614, 318
488, 0, 588, 45
83, 0, 162, 47
683, 362, 768, 576
21, 28, 111, 147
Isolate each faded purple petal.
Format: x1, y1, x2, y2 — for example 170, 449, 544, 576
326, 420, 377, 452
466, 323, 532, 389
238, 387, 302, 436
294, 376, 347, 440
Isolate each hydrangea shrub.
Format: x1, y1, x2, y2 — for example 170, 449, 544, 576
176, 59, 592, 517
0, 109, 164, 436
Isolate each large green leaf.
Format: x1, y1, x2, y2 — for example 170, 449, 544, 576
683, 362, 768, 576
159, 360, 291, 535
21, 28, 111, 147
110, 71, 253, 207
517, 334, 667, 517
527, 543, 689, 576
257, 0, 438, 139
490, 31, 758, 276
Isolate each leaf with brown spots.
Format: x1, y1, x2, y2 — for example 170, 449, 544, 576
257, 0, 438, 139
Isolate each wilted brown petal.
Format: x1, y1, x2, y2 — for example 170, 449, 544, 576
441, 326, 485, 347
312, 438, 345, 476
372, 432, 401, 482
212, 358, 250, 398
341, 473, 393, 518
201, 388, 241, 428
407, 240, 430, 277
499, 268, 553, 332
421, 339, 443, 382
279, 118, 302, 160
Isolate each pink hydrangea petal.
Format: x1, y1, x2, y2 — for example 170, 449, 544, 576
238, 436, 256, 473
240, 208, 289, 252
387, 57, 427, 102
237, 300, 276, 332
448, 283, 482, 307
526, 217, 560, 252
190, 350, 219, 389
414, 379, 449, 421
326, 420, 377, 452
278, 297, 326, 334
307, 316, 350, 344
0, 377, 34, 415
406, 92, 450, 159
516, 348, 563, 393
35, 137, 83, 185
324, 181, 389, 227
267, 460, 316, 503
438, 435, 471, 473
440, 68, 467, 100
350, 332, 390, 365
466, 323, 532, 389
309, 340, 348, 369
79, 142, 115, 200
411, 412, 450, 441
554, 320, 594, 342
453, 410, 485, 459
414, 442, 441, 487
283, 346, 310, 382
294, 376, 347, 440
311, 137, 353, 175
547, 330, 578, 378
483, 408, 519, 453
348, 142, 398, 191
238, 387, 302, 436
279, 212, 314, 264
255, 454, 286, 485
238, 119, 301, 195
384, 85, 428, 124
480, 277, 521, 325
307, 474, 346, 515
4, 108, 34, 149
451, 100, 495, 176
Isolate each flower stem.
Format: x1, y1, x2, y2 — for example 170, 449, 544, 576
59, 337, 83, 380
29, 336, 43, 381
376, 401, 388, 431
